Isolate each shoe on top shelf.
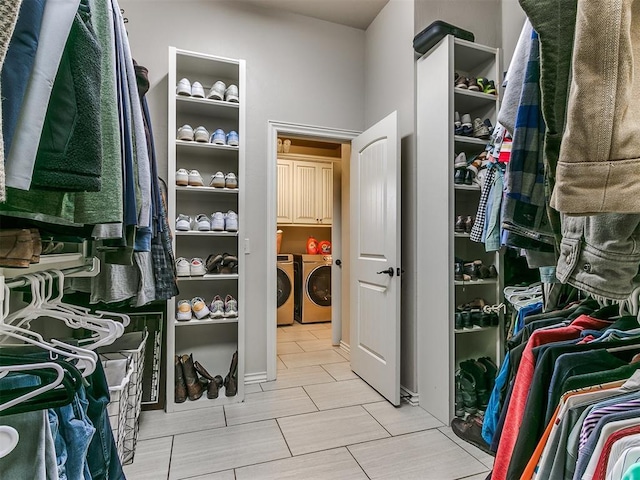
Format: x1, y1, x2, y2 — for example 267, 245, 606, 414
177, 124, 194, 141
175, 214, 192, 231
484, 80, 496, 95
225, 84, 239, 103
177, 78, 191, 96
176, 168, 189, 186
225, 172, 238, 189
176, 299, 192, 321
211, 212, 225, 231
209, 295, 225, 318
209, 171, 226, 188
455, 75, 468, 89
190, 258, 207, 276
224, 295, 238, 317
207, 80, 226, 100
188, 169, 204, 186
194, 126, 210, 143
195, 214, 211, 231
176, 257, 191, 276
210, 129, 226, 145
467, 78, 480, 91
226, 130, 239, 147
191, 81, 205, 98
225, 211, 238, 232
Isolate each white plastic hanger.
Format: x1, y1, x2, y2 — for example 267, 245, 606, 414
0, 362, 65, 413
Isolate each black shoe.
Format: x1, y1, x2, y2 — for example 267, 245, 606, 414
454, 312, 463, 330
454, 168, 467, 184
478, 357, 498, 392
454, 376, 465, 417
461, 310, 473, 329
457, 370, 478, 414
460, 360, 489, 410
455, 215, 466, 233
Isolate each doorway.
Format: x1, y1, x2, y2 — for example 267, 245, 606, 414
266, 121, 359, 381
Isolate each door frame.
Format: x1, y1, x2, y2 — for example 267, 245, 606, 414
266, 121, 360, 381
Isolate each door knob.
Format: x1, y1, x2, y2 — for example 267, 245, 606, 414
335, 259, 342, 267
376, 267, 394, 277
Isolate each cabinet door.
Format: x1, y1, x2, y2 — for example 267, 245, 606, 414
318, 163, 333, 225
277, 160, 293, 223
292, 161, 319, 224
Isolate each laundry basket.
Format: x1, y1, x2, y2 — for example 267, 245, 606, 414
99, 330, 148, 464
103, 358, 132, 462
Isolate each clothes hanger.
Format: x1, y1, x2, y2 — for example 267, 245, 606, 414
0, 362, 66, 413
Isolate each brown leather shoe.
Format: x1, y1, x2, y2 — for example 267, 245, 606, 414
224, 351, 238, 397
29, 229, 42, 264
194, 361, 222, 399
451, 415, 493, 456
174, 355, 187, 403
0, 229, 34, 267
180, 354, 204, 401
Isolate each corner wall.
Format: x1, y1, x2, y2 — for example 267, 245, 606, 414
364, 0, 417, 393
120, 0, 366, 377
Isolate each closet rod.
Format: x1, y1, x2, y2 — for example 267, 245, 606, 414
4, 260, 99, 290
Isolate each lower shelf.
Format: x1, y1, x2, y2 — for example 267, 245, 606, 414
171, 390, 242, 412
454, 325, 498, 334
175, 317, 239, 327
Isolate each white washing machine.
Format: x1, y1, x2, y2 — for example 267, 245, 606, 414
294, 254, 332, 323
276, 254, 294, 325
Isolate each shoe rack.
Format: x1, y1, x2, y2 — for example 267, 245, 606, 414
166, 47, 245, 412
416, 37, 503, 424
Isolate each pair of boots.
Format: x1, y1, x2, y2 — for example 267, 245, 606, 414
175, 354, 223, 403
454, 357, 498, 417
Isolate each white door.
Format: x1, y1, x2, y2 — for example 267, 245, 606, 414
350, 111, 401, 406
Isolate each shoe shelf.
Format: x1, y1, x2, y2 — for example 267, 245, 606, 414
177, 273, 240, 281
176, 140, 239, 152
176, 95, 240, 120
417, 35, 502, 425
167, 47, 246, 413
175, 317, 240, 327
176, 186, 239, 194
454, 135, 488, 146
175, 231, 239, 237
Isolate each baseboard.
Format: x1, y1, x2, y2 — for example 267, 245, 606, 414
401, 385, 419, 406
244, 372, 267, 384
339, 341, 350, 354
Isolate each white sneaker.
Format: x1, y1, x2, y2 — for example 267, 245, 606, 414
211, 212, 225, 231
191, 81, 205, 98
176, 78, 191, 96
191, 296, 210, 319
225, 84, 239, 103
176, 299, 192, 321
176, 168, 189, 186
209, 295, 225, 318
190, 257, 207, 276
226, 131, 239, 147
225, 210, 238, 232
188, 169, 204, 186
175, 257, 191, 276
177, 124, 194, 141
195, 214, 211, 231
224, 295, 238, 317
454, 152, 467, 169
209, 171, 226, 188
207, 80, 226, 100
175, 214, 192, 231
194, 126, 210, 143
224, 172, 238, 189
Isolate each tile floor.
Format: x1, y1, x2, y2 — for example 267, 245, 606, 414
125, 321, 492, 480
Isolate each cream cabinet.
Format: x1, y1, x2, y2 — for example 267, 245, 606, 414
277, 159, 332, 225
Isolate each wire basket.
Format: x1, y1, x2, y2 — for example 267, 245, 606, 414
103, 358, 132, 462
99, 330, 148, 464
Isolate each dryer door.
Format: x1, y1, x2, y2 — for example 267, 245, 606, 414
277, 267, 292, 307
306, 265, 331, 307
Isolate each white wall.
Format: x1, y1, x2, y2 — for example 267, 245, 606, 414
364, 0, 417, 393
121, 0, 366, 376
501, 0, 527, 69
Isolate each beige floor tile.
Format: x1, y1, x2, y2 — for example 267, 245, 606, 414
296, 339, 334, 352
244, 383, 262, 394
277, 357, 287, 370
277, 330, 318, 342
438, 426, 495, 469
322, 362, 358, 381
225, 387, 317, 425
138, 406, 225, 440
123, 436, 172, 480
277, 405, 389, 456
310, 328, 333, 339
261, 365, 335, 391
362, 401, 444, 436
348, 429, 487, 479
169, 420, 290, 479
184, 471, 235, 480
279, 349, 346, 369
277, 341, 304, 354
282, 321, 330, 332
456, 473, 490, 480
304, 378, 384, 410
235, 447, 367, 480
335, 347, 350, 360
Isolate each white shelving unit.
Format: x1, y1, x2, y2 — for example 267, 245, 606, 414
166, 47, 245, 412
416, 36, 503, 424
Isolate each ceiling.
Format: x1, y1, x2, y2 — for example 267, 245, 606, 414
235, 0, 389, 30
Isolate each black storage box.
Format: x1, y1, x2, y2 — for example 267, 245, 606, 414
413, 20, 475, 55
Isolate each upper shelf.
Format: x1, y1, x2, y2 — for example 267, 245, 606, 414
454, 89, 498, 114
176, 96, 239, 121
454, 38, 498, 74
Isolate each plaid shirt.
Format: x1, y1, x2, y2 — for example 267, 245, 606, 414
502, 30, 556, 251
